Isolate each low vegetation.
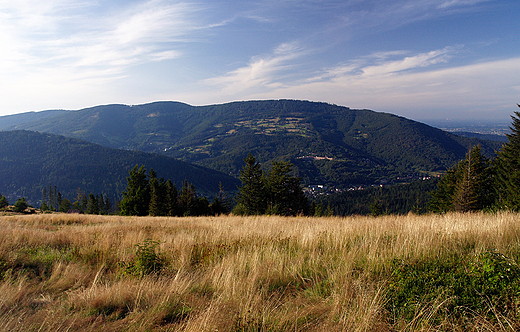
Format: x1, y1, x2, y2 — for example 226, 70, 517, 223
1, 212, 519, 331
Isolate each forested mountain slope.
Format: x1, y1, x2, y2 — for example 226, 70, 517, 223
0, 131, 239, 204
4, 100, 503, 187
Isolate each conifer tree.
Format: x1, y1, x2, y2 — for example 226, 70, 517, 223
149, 169, 168, 216
495, 108, 520, 210
165, 179, 179, 216
120, 165, 150, 216
429, 145, 492, 213
210, 182, 231, 215
86, 193, 99, 214
0, 194, 8, 209
59, 199, 72, 213
235, 153, 267, 215
179, 180, 197, 216
13, 197, 28, 213
265, 161, 307, 216
428, 167, 458, 213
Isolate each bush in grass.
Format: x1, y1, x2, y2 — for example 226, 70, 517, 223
121, 239, 165, 277
387, 250, 520, 323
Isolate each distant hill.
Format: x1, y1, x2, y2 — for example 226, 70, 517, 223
0, 130, 239, 205
3, 100, 504, 188
0, 110, 69, 130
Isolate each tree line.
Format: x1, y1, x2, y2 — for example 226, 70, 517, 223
429, 108, 520, 213
119, 155, 310, 217
119, 165, 231, 217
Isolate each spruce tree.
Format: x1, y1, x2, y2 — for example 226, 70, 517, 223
210, 182, 231, 215
13, 197, 28, 213
59, 199, 72, 213
149, 169, 168, 216
120, 165, 150, 216
0, 194, 8, 209
179, 180, 197, 216
429, 145, 492, 213
265, 161, 307, 216
86, 193, 99, 214
428, 166, 458, 213
165, 179, 179, 216
235, 153, 267, 215
495, 109, 520, 210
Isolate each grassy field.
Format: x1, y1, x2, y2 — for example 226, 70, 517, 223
1, 212, 520, 331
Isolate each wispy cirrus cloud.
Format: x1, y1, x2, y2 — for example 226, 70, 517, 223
0, 0, 218, 79
0, 0, 227, 111
204, 42, 307, 95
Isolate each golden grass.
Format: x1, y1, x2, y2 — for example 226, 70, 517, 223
0, 212, 519, 331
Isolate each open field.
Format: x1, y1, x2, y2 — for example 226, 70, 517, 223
1, 212, 520, 331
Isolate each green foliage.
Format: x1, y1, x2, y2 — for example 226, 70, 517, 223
0, 194, 8, 209
118, 165, 217, 216
495, 110, 520, 211
429, 145, 495, 213
86, 193, 99, 214
120, 165, 150, 216
209, 182, 232, 215
148, 169, 168, 216
0, 130, 239, 205
120, 239, 165, 277
235, 154, 308, 216
265, 161, 308, 216
13, 197, 29, 213
58, 198, 72, 212
388, 251, 520, 322
235, 153, 266, 215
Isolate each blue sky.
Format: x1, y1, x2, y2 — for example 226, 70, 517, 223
0, 0, 519, 122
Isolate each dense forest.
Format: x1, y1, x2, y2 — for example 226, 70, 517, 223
0, 131, 239, 205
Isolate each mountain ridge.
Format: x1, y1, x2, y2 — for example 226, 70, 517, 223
1, 99, 504, 189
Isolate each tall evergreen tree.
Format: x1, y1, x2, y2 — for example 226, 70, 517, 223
265, 161, 308, 216
210, 182, 231, 215
235, 154, 267, 215
86, 193, 99, 214
149, 169, 168, 216
165, 179, 179, 216
429, 145, 492, 213
13, 197, 28, 213
59, 199, 72, 213
120, 165, 150, 216
179, 180, 197, 216
429, 167, 458, 213
495, 108, 520, 210
0, 194, 8, 209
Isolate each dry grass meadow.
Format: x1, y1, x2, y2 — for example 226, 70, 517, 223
1, 212, 520, 331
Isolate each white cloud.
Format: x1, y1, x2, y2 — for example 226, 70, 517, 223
203, 42, 306, 95
0, 1, 215, 83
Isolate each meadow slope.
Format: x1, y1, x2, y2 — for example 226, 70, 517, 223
0, 213, 519, 331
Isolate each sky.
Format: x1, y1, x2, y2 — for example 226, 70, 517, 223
0, 0, 519, 122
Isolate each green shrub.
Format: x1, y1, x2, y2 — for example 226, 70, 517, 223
13, 197, 28, 212
120, 239, 165, 277
387, 250, 520, 323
